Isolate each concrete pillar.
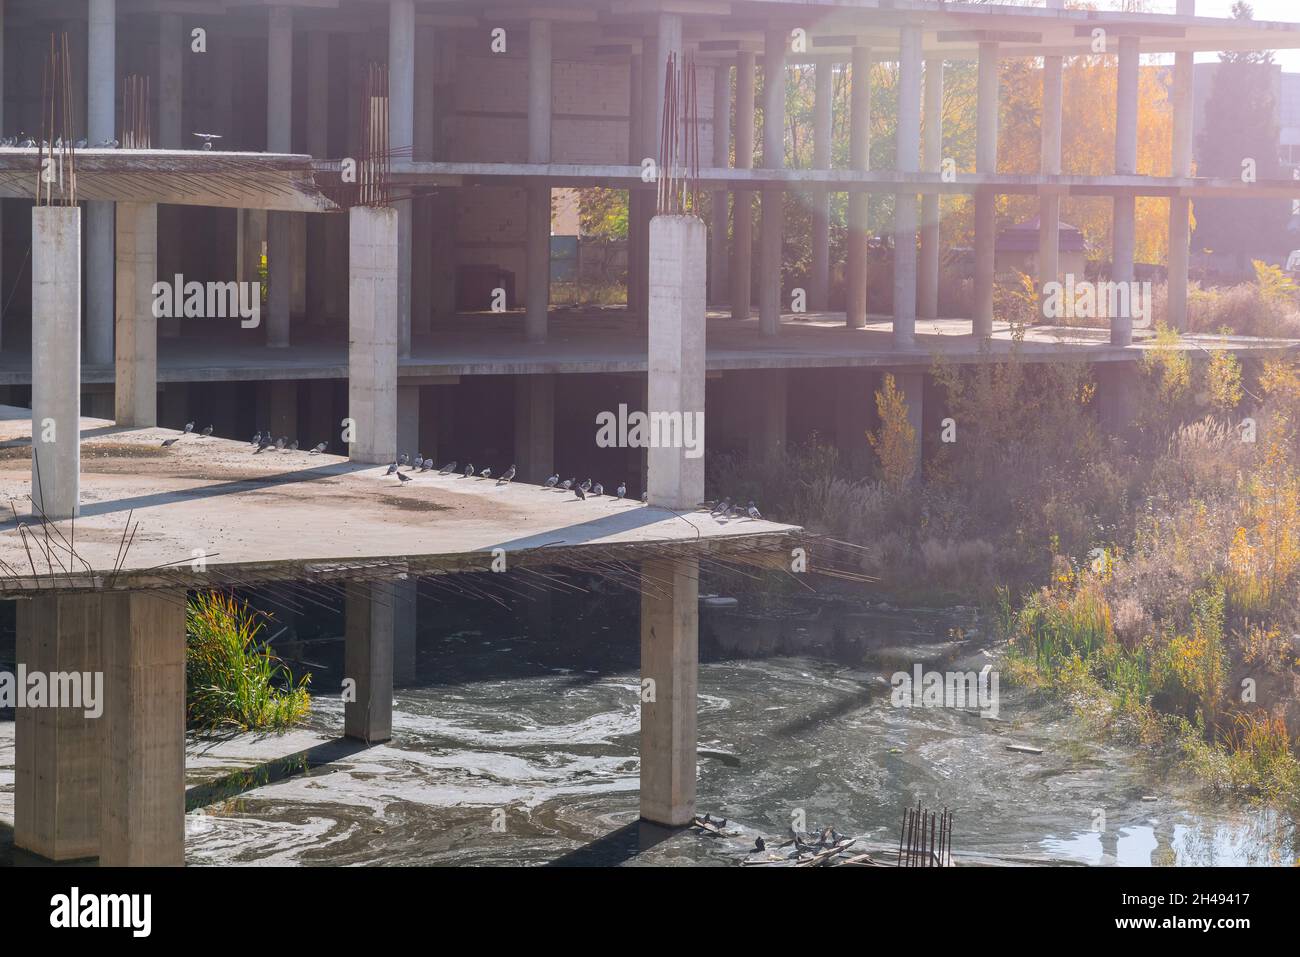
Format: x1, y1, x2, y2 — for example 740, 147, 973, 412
919, 58, 943, 320
15, 595, 102, 861
759, 29, 786, 336
647, 216, 706, 509
1112, 35, 1140, 347
85, 0, 116, 368
893, 26, 923, 349
890, 369, 925, 479
344, 580, 395, 744
266, 380, 297, 441
114, 203, 157, 428
810, 57, 833, 314
709, 62, 731, 307
266, 7, 293, 350
639, 556, 698, 826
514, 374, 555, 484
397, 383, 420, 459
1039, 50, 1064, 301
847, 46, 871, 329
1168, 1, 1196, 331
391, 1, 415, 358
731, 50, 755, 321
159, 12, 183, 148
32, 207, 82, 520
973, 41, 999, 338
526, 185, 551, 343
411, 25, 437, 338
306, 30, 330, 324
348, 206, 399, 464
100, 590, 187, 867
1095, 363, 1138, 433
528, 20, 552, 164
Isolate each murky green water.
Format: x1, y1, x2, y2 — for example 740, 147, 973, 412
183, 587, 1297, 867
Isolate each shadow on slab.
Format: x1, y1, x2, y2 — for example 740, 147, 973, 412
545, 819, 682, 867
185, 735, 372, 812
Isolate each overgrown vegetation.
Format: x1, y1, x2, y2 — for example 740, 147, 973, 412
186, 592, 311, 732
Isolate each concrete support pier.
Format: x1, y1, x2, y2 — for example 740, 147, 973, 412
919, 57, 943, 320
115, 203, 159, 428
15, 595, 102, 861
514, 373, 555, 485
1168, 0, 1197, 331
639, 556, 698, 827
100, 590, 187, 867
1111, 34, 1140, 347
647, 215, 706, 510
893, 26, 923, 349
846, 45, 871, 329
348, 206, 400, 465
758, 28, 786, 336
973, 41, 999, 338
31, 206, 81, 520
731, 50, 755, 321
344, 580, 395, 744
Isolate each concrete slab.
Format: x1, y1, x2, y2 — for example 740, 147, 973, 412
0, 412, 798, 593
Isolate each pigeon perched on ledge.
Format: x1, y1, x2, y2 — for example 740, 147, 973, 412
616, 482, 626, 499
545, 473, 559, 488
439, 461, 457, 475
498, 465, 516, 485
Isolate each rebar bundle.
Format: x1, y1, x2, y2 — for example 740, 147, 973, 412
896, 803, 953, 867
122, 74, 152, 149
36, 32, 76, 206
656, 51, 701, 216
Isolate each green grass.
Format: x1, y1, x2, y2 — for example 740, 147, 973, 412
186, 592, 311, 732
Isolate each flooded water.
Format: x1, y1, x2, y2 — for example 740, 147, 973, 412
183, 582, 1296, 867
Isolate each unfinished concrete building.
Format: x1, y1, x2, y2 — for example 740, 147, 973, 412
0, 0, 1298, 866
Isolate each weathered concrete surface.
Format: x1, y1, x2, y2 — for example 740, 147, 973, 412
0, 411, 798, 593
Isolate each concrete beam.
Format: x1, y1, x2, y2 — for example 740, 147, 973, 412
639, 556, 698, 827
31, 206, 81, 520
347, 206, 399, 465
846, 46, 870, 329
100, 590, 187, 867
647, 215, 706, 510
15, 594, 103, 861
114, 203, 158, 428
344, 579, 395, 744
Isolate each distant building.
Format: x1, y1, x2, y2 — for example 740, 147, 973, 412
996, 217, 1088, 280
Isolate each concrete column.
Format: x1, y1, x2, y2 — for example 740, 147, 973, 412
528, 19, 552, 164
411, 24, 437, 338
306, 30, 330, 324
1168, 2, 1196, 331
397, 383, 420, 459
759, 27, 785, 335
344, 580, 395, 744
846, 46, 871, 329
627, 54, 645, 319
265, 380, 297, 441
32, 207, 82, 520
889, 369, 925, 480
647, 215, 706, 509
919, 57, 943, 320
526, 185, 551, 343
100, 590, 187, 867
709, 62, 731, 306
159, 12, 183, 148
266, 7, 293, 350
348, 206, 399, 464
391, 2, 416, 356
85, 0, 116, 368
514, 374, 555, 484
1112, 35, 1140, 347
15, 595, 102, 861
893, 26, 923, 349
267, 213, 291, 347
1039, 50, 1064, 300
731, 51, 755, 321
973, 41, 999, 338
639, 556, 698, 827
114, 203, 157, 428
810, 57, 833, 314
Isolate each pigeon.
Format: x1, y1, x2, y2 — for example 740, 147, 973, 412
183, 421, 195, 435
251, 431, 263, 446
755, 837, 766, 852
575, 484, 585, 500
386, 463, 398, 475
480, 467, 492, 480
641, 490, 648, 502
579, 478, 592, 493
397, 471, 412, 483
18, 137, 35, 149
710, 498, 730, 518
200, 425, 213, 437
498, 465, 516, 485
309, 442, 327, 454
592, 483, 604, 497
418, 458, 431, 472
747, 501, 762, 520
254, 435, 272, 453
545, 473, 559, 488
275, 436, 287, 451
463, 463, 475, 478
161, 436, 180, 447
560, 478, 573, 490
439, 461, 457, 475
616, 482, 626, 499
193, 132, 223, 151
399, 453, 409, 467
287, 440, 298, 452
75, 138, 87, 149
96, 138, 119, 148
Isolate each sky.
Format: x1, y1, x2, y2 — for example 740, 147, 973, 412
1175, 1, 1300, 71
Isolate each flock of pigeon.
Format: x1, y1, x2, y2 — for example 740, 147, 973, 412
157, 424, 765, 520
2, 132, 221, 149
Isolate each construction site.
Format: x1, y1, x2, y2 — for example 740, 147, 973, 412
0, 0, 1297, 871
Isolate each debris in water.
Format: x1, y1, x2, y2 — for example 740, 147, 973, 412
1005, 743, 1043, 755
